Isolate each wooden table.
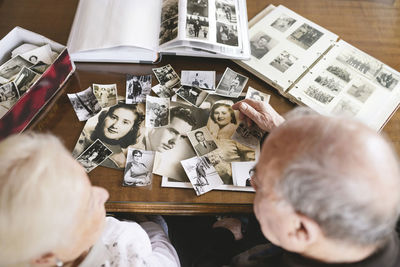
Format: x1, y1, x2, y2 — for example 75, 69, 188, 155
1, 0, 399, 214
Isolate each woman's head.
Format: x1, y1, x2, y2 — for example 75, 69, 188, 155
92, 103, 144, 147
132, 150, 143, 162
0, 133, 109, 266
210, 103, 237, 127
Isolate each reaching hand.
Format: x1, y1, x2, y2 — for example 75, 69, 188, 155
232, 99, 285, 132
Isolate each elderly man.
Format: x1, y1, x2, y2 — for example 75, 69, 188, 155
196, 99, 400, 266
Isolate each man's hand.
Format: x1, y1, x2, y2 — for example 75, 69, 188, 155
232, 99, 285, 132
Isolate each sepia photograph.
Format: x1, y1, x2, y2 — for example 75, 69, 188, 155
215, 67, 248, 98
72, 100, 146, 170
187, 0, 208, 17
374, 68, 399, 91
20, 44, 53, 65
186, 15, 209, 40
76, 139, 113, 173
68, 86, 102, 121
0, 82, 19, 110
188, 126, 218, 156
29, 61, 49, 74
161, 0, 178, 22
176, 85, 209, 107
326, 64, 352, 82
346, 79, 375, 103
151, 84, 176, 98
231, 122, 264, 149
152, 64, 180, 88
123, 148, 155, 187
146, 95, 170, 128
231, 161, 256, 190
126, 74, 151, 104
270, 13, 296, 32
332, 98, 360, 117
215, 0, 236, 24
216, 22, 238, 46
181, 155, 223, 196
304, 85, 334, 104
245, 86, 270, 103
13, 67, 39, 95
269, 50, 298, 73
0, 55, 33, 81
181, 70, 215, 89
159, 16, 179, 45
92, 83, 118, 108
314, 73, 344, 94
336, 48, 382, 80
250, 32, 278, 59
287, 23, 324, 50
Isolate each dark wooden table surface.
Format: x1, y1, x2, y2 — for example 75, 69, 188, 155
1, 0, 399, 214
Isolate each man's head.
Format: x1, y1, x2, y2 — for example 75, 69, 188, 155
252, 110, 400, 257
148, 106, 196, 152
195, 131, 205, 142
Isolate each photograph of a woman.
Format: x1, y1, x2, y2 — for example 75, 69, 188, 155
123, 149, 154, 187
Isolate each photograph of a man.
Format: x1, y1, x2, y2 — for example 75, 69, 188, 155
188, 126, 218, 156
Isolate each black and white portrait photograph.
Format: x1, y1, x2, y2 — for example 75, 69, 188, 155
287, 23, 324, 50
76, 139, 113, 173
216, 22, 238, 46
245, 86, 270, 103
269, 50, 298, 73
181, 155, 223, 196
151, 84, 176, 98
326, 65, 352, 82
123, 148, 155, 187
187, 0, 208, 17
250, 32, 277, 59
159, 16, 179, 45
188, 126, 218, 156
152, 64, 180, 88
176, 86, 209, 107
146, 95, 170, 128
346, 79, 375, 103
215, 68, 248, 98
92, 83, 118, 108
336, 48, 382, 80
374, 69, 399, 91
314, 73, 344, 94
20, 44, 53, 65
304, 85, 334, 104
0, 55, 33, 82
161, 0, 178, 22
231, 161, 256, 190
332, 98, 360, 117
13, 67, 39, 95
0, 82, 19, 110
72, 100, 146, 170
186, 15, 209, 40
270, 13, 296, 32
215, 0, 236, 24
126, 74, 152, 104
181, 70, 215, 89
29, 61, 49, 74
231, 122, 264, 149
67, 86, 102, 121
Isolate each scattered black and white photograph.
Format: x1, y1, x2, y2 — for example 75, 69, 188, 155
374, 68, 399, 91
161, 0, 178, 22
314, 73, 344, 94
304, 85, 334, 104
181, 70, 215, 89
231, 161, 256, 190
216, 22, 238, 46
188, 126, 218, 156
270, 13, 297, 32
29, 61, 49, 74
152, 64, 180, 88
332, 98, 360, 117
269, 50, 298, 73
159, 16, 179, 45
336, 48, 382, 80
76, 139, 113, 173
287, 23, 324, 50
151, 84, 176, 98
146, 95, 170, 128
92, 83, 118, 108
215, 0, 237, 24
186, 15, 209, 40
126, 74, 152, 104
0, 82, 19, 110
20, 44, 53, 65
187, 0, 208, 17
231, 122, 264, 149
176, 86, 209, 107
326, 65, 352, 82
123, 148, 155, 187
67, 87, 102, 121
250, 32, 278, 59
0, 55, 33, 81
245, 86, 270, 103
347, 79, 375, 103
13, 67, 39, 95
215, 67, 248, 97
181, 155, 223, 196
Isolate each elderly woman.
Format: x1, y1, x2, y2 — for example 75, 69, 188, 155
0, 133, 180, 266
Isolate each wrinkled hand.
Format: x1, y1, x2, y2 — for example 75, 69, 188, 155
232, 99, 285, 132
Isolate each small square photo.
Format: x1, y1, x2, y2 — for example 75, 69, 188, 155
146, 95, 170, 128
123, 148, 155, 187
76, 139, 113, 173
215, 68, 248, 98
187, 126, 219, 156
92, 83, 118, 108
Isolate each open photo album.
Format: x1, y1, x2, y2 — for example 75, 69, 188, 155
67, 0, 250, 63
235, 5, 400, 131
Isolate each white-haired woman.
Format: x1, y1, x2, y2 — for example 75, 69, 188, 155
0, 133, 180, 267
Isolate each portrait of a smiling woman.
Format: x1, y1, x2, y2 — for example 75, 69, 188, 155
73, 101, 145, 169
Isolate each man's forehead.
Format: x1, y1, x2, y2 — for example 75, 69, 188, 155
170, 117, 193, 133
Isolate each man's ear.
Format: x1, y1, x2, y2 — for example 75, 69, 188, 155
31, 252, 56, 266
